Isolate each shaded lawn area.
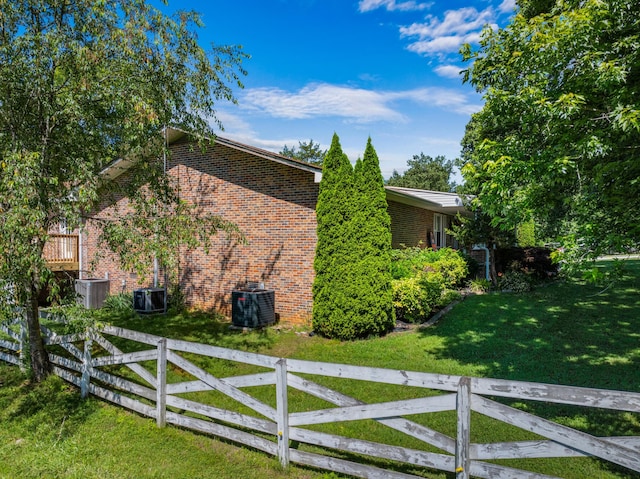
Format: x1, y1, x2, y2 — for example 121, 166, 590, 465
425, 259, 640, 392
4, 259, 636, 479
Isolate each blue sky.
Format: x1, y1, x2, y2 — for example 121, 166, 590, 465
172, 0, 516, 180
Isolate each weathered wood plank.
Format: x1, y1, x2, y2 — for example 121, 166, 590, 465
167, 350, 276, 421
156, 339, 167, 428
92, 333, 157, 388
165, 410, 278, 456
468, 460, 561, 479
166, 372, 276, 395
473, 395, 640, 473
472, 377, 640, 413
289, 394, 456, 427
289, 427, 455, 471
0, 350, 20, 365
166, 395, 275, 435
91, 349, 158, 367
0, 338, 19, 351
289, 449, 427, 479
456, 377, 471, 479
288, 373, 456, 454
53, 365, 156, 419
88, 366, 156, 402
287, 358, 461, 391
275, 358, 289, 468
0, 324, 21, 341
49, 353, 82, 372
471, 437, 640, 460
101, 325, 279, 368
59, 341, 84, 361
80, 339, 92, 398
43, 331, 86, 346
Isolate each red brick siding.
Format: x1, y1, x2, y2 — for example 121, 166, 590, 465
387, 200, 433, 248
84, 140, 319, 324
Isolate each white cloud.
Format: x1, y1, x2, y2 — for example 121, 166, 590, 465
400, 7, 496, 57
241, 83, 479, 122
498, 0, 516, 14
358, 0, 432, 13
434, 64, 464, 79
243, 84, 406, 123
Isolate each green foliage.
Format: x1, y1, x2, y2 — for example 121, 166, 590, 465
516, 218, 537, 247
279, 139, 326, 165
468, 278, 492, 293
0, 0, 247, 379
392, 274, 443, 323
312, 136, 394, 340
390, 246, 468, 322
460, 0, 640, 259
386, 153, 457, 192
103, 293, 135, 315
391, 246, 468, 288
498, 270, 532, 293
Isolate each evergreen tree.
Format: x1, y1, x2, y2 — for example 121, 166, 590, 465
312, 136, 394, 339
312, 134, 354, 337
350, 139, 394, 336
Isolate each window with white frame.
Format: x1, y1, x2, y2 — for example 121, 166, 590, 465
433, 213, 444, 249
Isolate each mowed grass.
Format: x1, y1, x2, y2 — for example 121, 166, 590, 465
0, 259, 639, 478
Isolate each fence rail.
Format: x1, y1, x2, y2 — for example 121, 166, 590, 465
1, 318, 639, 479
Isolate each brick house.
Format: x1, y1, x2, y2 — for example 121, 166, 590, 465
80, 129, 468, 323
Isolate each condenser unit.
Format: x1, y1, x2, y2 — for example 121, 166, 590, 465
231, 289, 275, 328
133, 288, 165, 313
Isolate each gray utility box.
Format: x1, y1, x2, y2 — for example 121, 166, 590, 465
133, 288, 165, 313
76, 278, 110, 309
231, 289, 275, 328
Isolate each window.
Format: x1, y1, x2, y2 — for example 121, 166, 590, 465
433, 214, 444, 249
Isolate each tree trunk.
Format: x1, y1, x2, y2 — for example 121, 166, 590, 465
25, 284, 51, 382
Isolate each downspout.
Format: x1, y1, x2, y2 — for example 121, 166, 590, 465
473, 244, 490, 281
78, 225, 84, 280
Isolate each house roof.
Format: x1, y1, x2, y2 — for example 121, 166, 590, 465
384, 186, 469, 216
100, 129, 468, 215
100, 127, 323, 181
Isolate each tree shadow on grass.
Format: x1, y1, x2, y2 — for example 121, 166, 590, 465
418, 271, 640, 437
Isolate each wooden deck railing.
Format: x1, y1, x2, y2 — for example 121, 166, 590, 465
43, 233, 79, 271
1, 318, 639, 479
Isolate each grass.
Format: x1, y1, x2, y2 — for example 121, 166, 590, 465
1, 259, 639, 478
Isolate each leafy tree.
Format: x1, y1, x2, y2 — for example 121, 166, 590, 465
387, 153, 457, 192
460, 0, 640, 260
279, 139, 326, 165
0, 0, 247, 381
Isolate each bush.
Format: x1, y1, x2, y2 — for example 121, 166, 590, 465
103, 292, 134, 315
468, 278, 491, 293
498, 270, 532, 293
495, 247, 557, 280
391, 247, 468, 287
438, 289, 462, 308
392, 274, 442, 323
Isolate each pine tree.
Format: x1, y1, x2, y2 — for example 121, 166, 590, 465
312, 136, 394, 339
312, 134, 354, 337
350, 138, 394, 336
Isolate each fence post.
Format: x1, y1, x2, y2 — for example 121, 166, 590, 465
275, 358, 289, 468
80, 336, 93, 399
455, 376, 471, 479
156, 338, 167, 428
18, 316, 27, 373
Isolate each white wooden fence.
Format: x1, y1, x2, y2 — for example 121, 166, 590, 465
1, 318, 640, 479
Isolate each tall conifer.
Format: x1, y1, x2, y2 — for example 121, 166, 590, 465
312, 134, 354, 337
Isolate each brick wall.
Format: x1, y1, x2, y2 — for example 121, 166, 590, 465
387, 200, 433, 248
83, 139, 319, 324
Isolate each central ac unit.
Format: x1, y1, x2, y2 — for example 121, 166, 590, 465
133, 288, 165, 313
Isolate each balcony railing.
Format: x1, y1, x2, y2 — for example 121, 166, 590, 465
44, 234, 79, 271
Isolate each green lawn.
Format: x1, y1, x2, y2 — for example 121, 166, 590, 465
0, 259, 638, 478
